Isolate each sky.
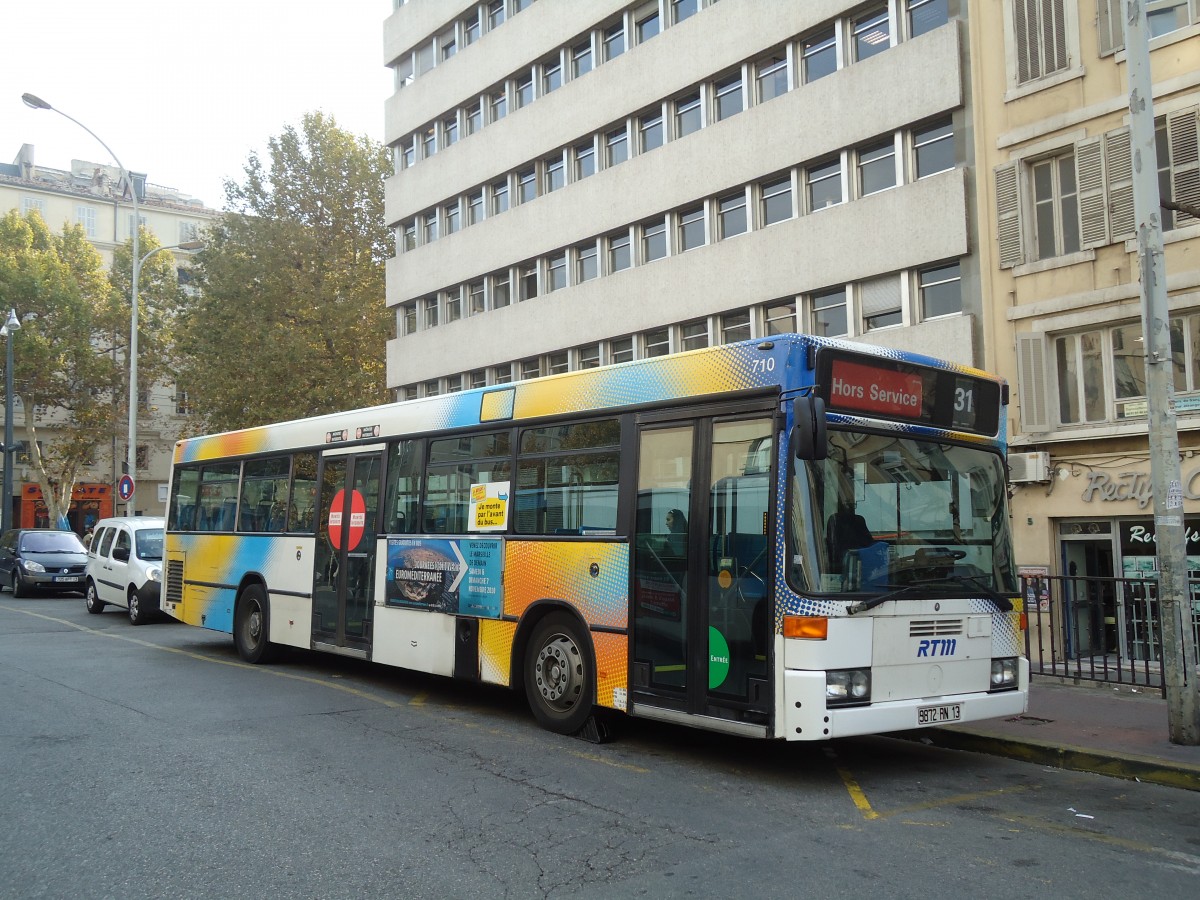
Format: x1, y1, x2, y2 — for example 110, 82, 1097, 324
1, 0, 394, 211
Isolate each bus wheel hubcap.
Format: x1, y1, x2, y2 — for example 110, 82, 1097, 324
536, 636, 580, 707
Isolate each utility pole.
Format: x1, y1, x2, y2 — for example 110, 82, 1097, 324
1125, 1, 1199, 744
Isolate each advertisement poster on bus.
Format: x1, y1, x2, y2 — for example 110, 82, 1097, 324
470, 481, 510, 532
386, 537, 504, 617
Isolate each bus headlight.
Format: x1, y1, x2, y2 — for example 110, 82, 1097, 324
990, 657, 1018, 691
826, 669, 871, 706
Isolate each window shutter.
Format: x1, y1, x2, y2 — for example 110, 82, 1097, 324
1016, 332, 1051, 433
1076, 137, 1109, 247
1047, 0, 1068, 72
995, 162, 1024, 269
1105, 127, 1136, 240
1167, 107, 1200, 228
1014, 0, 1036, 84
1097, 0, 1124, 55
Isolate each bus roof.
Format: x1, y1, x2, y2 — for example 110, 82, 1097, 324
174, 334, 1005, 464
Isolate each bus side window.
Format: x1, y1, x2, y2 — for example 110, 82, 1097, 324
289, 452, 319, 534
384, 439, 424, 535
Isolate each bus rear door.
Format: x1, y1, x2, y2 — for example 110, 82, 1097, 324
312, 449, 383, 658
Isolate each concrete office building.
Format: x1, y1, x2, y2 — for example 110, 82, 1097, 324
383, 0, 987, 398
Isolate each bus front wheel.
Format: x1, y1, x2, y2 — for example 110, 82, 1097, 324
524, 612, 594, 735
234, 584, 275, 664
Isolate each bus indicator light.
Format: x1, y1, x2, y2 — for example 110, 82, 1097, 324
784, 616, 828, 639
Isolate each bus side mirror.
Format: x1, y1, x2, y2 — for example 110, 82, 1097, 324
792, 395, 828, 461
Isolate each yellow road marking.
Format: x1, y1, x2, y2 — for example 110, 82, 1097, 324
569, 750, 651, 773
835, 765, 880, 820
1, 604, 402, 708
875, 785, 1036, 820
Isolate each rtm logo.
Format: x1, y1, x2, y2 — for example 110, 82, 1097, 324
917, 639, 957, 657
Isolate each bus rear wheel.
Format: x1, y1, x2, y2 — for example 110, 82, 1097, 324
524, 612, 594, 735
234, 584, 275, 664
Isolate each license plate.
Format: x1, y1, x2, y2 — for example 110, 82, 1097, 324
53, 576, 80, 583
917, 703, 961, 725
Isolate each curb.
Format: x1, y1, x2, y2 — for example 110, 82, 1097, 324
892, 728, 1200, 793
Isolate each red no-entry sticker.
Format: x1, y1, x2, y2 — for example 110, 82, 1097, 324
328, 488, 366, 551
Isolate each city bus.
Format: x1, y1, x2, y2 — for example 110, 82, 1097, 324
162, 334, 1027, 740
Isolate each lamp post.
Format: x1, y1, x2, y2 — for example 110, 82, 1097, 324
124, 240, 204, 510
1, 309, 21, 534
21, 92, 142, 502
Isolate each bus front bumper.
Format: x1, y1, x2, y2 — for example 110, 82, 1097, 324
782, 659, 1030, 741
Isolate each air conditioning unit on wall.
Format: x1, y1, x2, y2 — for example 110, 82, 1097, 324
1008, 451, 1051, 484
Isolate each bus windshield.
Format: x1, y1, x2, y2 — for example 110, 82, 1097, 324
791, 429, 1017, 596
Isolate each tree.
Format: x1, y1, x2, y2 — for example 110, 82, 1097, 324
0, 210, 121, 528
109, 230, 189, 402
177, 112, 393, 433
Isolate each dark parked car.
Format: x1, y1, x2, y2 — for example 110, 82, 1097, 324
0, 528, 89, 596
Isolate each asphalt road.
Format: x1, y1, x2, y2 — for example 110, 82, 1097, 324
2, 592, 1199, 899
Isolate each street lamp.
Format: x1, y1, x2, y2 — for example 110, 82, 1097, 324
1, 309, 21, 534
22, 92, 143, 502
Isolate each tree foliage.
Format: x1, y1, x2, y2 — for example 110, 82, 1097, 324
178, 112, 393, 433
109, 230, 189, 404
0, 210, 121, 526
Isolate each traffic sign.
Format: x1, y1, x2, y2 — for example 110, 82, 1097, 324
117, 474, 135, 501
328, 488, 366, 551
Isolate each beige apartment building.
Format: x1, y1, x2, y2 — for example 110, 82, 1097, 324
382, 2, 1199, 638
383, 0, 989, 397
973, 1, 1200, 656
0, 145, 217, 528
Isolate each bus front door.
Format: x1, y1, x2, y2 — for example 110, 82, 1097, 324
312, 451, 382, 658
632, 411, 774, 729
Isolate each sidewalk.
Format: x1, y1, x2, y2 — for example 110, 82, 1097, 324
900, 680, 1200, 791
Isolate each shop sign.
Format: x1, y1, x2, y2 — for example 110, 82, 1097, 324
1080, 464, 1200, 509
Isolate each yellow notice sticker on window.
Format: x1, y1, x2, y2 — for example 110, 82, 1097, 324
470, 481, 510, 532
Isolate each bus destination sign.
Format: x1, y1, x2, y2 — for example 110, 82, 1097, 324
816, 349, 1001, 437
829, 359, 923, 418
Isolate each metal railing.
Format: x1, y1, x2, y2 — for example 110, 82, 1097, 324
1020, 574, 1200, 697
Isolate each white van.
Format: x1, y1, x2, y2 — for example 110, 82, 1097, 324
84, 516, 164, 625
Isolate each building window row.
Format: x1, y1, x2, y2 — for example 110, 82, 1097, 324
1017, 308, 1200, 433
392, 0, 948, 175
397, 116, 956, 257
392, 0, 537, 90
994, 106, 1200, 269
397, 260, 962, 399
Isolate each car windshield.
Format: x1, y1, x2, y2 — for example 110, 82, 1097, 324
789, 429, 1017, 596
19, 532, 87, 553
135, 528, 164, 560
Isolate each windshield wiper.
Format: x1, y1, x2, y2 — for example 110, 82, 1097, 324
846, 576, 1014, 616
846, 584, 925, 615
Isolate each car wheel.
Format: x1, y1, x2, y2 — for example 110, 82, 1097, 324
85, 581, 105, 614
523, 612, 594, 735
12, 569, 28, 598
128, 588, 147, 626
234, 584, 275, 664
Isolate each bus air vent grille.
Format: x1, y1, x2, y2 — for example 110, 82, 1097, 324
909, 619, 963, 637
166, 560, 184, 605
